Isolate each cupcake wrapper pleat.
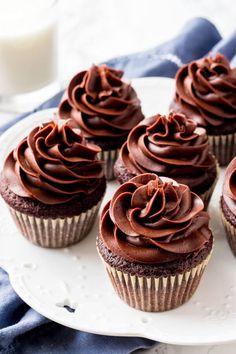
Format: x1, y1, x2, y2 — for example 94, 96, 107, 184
208, 133, 236, 167
102, 254, 211, 312
221, 209, 236, 256
9, 201, 101, 248
199, 165, 219, 210
98, 149, 119, 181
199, 186, 214, 210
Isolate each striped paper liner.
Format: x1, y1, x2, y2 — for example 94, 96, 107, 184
98, 148, 119, 181
9, 201, 101, 248
99, 252, 211, 312
199, 164, 219, 210
221, 208, 236, 256
208, 133, 236, 167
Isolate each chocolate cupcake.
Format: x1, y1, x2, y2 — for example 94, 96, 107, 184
114, 112, 218, 208
170, 53, 236, 166
0, 118, 106, 248
97, 174, 213, 312
59, 64, 144, 180
221, 157, 236, 255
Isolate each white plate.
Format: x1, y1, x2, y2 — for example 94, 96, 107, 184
0, 77, 235, 346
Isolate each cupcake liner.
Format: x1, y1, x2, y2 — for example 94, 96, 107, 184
9, 201, 101, 248
221, 208, 236, 256
208, 132, 236, 167
98, 149, 119, 181
199, 165, 219, 210
100, 253, 211, 312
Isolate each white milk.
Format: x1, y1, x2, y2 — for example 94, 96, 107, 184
0, 0, 57, 95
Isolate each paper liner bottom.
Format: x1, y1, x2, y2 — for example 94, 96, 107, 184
102, 254, 211, 312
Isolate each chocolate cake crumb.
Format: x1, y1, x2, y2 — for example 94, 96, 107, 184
0, 176, 106, 218
97, 235, 213, 278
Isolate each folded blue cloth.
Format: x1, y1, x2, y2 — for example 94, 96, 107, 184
105, 17, 221, 78
0, 16, 235, 354
211, 30, 236, 60
0, 269, 153, 354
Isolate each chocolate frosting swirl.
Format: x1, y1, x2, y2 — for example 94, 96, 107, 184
170, 53, 236, 127
2, 119, 104, 205
59, 64, 144, 138
119, 112, 216, 189
100, 174, 211, 264
222, 157, 236, 213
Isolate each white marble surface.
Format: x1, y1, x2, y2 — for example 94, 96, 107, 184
1, 0, 236, 352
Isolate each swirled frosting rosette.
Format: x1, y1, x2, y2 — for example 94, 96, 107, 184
115, 112, 217, 206
170, 54, 236, 165
59, 65, 143, 140
98, 174, 213, 311
3, 119, 104, 205
0, 118, 106, 248
170, 54, 236, 128
58, 64, 144, 179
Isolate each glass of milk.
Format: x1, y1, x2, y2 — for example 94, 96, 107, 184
0, 0, 58, 111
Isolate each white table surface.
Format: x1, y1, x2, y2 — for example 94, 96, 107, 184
1, 0, 236, 352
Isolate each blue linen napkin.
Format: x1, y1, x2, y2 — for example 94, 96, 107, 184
105, 17, 221, 78
211, 30, 236, 60
0, 16, 235, 354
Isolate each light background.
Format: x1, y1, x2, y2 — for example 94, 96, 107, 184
59, 0, 236, 84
